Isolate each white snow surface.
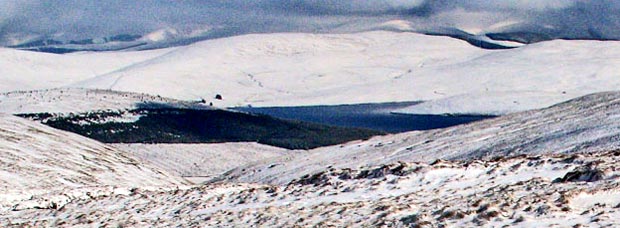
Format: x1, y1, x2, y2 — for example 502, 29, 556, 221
223, 92, 620, 185
0, 88, 212, 114
113, 143, 291, 180
3, 151, 620, 227
2, 92, 620, 226
2, 31, 620, 113
71, 31, 483, 107
0, 47, 171, 92
0, 114, 186, 193
394, 90, 577, 115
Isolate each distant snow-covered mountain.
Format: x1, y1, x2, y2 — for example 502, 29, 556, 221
1, 31, 619, 115
6, 28, 227, 53
5, 1, 620, 53
7, 27, 525, 53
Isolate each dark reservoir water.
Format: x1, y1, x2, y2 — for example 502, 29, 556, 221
232, 102, 496, 133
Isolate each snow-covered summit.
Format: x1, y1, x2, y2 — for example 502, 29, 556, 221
70, 31, 485, 107
1, 31, 620, 114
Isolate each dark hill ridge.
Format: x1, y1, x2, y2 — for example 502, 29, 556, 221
18, 108, 383, 150
11, 29, 620, 54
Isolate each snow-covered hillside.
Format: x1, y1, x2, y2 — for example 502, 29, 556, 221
393, 90, 577, 115
2, 92, 620, 226
0, 47, 170, 92
3, 150, 619, 227
3, 31, 620, 113
70, 31, 485, 107
223, 92, 620, 184
0, 88, 212, 114
0, 114, 186, 193
113, 143, 291, 182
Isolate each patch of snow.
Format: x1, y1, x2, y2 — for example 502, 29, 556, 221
76, 112, 143, 126
570, 191, 620, 210
141, 28, 179, 42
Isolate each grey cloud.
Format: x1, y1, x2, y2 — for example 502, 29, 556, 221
2, 0, 620, 46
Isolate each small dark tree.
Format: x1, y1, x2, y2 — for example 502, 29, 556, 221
215, 94, 223, 100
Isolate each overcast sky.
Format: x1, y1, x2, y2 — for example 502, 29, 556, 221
1, 0, 619, 45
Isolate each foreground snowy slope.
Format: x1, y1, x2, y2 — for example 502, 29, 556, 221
3, 151, 619, 227
0, 114, 186, 192
223, 92, 620, 184
3, 92, 620, 226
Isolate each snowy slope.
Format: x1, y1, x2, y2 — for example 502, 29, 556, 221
113, 143, 291, 180
2, 92, 620, 226
0, 47, 170, 92
68, 32, 620, 111
393, 90, 577, 115
2, 31, 620, 113
0, 114, 186, 193
0, 88, 210, 114
3, 151, 620, 227
223, 92, 620, 184
71, 31, 486, 107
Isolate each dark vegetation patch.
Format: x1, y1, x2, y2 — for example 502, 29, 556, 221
291, 162, 415, 187
17, 108, 384, 150
553, 165, 606, 183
